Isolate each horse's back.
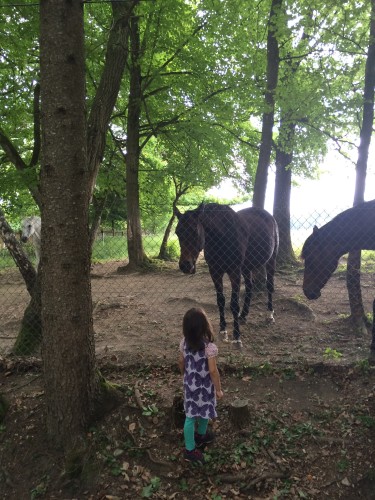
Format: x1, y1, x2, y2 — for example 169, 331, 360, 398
237, 207, 279, 267
312, 199, 375, 251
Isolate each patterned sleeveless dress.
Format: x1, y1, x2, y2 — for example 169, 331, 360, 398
179, 339, 218, 419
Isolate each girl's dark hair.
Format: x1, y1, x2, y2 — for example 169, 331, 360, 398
182, 307, 214, 352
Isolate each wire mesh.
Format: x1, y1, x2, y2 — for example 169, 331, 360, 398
0, 205, 374, 358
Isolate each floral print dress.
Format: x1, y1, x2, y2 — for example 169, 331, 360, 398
179, 339, 218, 419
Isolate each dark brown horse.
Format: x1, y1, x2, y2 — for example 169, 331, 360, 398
301, 199, 375, 355
174, 203, 279, 348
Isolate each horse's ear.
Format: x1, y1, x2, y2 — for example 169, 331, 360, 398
313, 225, 319, 233
173, 205, 182, 219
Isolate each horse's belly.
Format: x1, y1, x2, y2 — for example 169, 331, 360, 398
205, 251, 243, 272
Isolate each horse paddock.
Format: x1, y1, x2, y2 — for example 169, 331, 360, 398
1, 260, 375, 498
0, 258, 374, 364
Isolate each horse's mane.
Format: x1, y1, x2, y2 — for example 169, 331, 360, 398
302, 199, 375, 259
200, 202, 234, 213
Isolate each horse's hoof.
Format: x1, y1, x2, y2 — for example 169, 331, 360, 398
231, 339, 243, 350
267, 311, 275, 323
220, 330, 229, 343
239, 316, 247, 325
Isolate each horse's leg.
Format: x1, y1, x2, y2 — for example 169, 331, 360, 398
210, 269, 228, 342
239, 268, 252, 323
265, 256, 276, 323
228, 270, 242, 347
369, 298, 375, 364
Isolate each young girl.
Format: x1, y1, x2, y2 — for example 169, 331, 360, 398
178, 307, 223, 463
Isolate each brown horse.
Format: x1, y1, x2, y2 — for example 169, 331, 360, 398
174, 203, 279, 348
301, 199, 375, 355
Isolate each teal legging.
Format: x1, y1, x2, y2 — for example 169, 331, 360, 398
184, 416, 209, 451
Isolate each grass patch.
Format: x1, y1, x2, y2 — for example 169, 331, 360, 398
92, 234, 179, 263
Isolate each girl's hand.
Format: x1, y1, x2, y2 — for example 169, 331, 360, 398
216, 390, 223, 399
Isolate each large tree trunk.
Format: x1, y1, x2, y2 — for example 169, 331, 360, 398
122, 15, 148, 271
252, 0, 281, 209
347, 0, 375, 334
273, 118, 297, 268
40, 0, 99, 449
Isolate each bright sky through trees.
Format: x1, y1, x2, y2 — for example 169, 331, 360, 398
212, 148, 375, 218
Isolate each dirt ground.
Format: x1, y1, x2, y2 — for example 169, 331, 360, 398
0, 259, 375, 499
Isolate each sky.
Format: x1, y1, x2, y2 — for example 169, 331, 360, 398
210, 149, 375, 220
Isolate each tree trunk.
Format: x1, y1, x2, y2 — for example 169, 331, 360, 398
123, 15, 147, 270
40, 0, 99, 449
158, 213, 176, 260
0, 208, 36, 294
273, 118, 297, 268
347, 0, 375, 332
158, 185, 189, 260
89, 194, 108, 258
2, 1, 138, 352
347, 251, 367, 334
13, 274, 42, 355
0, 209, 41, 354
229, 399, 250, 429
86, 0, 139, 198
252, 0, 281, 209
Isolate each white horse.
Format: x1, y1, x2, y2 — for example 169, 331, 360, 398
21, 216, 41, 268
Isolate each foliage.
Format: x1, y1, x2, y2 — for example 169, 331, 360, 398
141, 477, 161, 498
1, 0, 374, 232
323, 347, 343, 360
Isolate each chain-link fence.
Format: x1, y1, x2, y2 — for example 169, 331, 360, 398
1, 205, 374, 359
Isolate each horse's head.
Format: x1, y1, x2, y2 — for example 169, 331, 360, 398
174, 205, 204, 274
301, 226, 340, 300
21, 217, 37, 243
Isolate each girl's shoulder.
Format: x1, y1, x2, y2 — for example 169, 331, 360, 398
205, 342, 218, 359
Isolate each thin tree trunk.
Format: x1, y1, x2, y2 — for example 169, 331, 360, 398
273, 119, 297, 268
122, 15, 147, 271
0, 209, 41, 354
0, 208, 36, 294
158, 191, 187, 260
252, 0, 281, 209
13, 274, 42, 355
347, 0, 375, 333
158, 214, 176, 260
89, 194, 108, 257
0, 82, 42, 208
87, 0, 139, 198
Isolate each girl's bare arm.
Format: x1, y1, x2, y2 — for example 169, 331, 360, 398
208, 356, 223, 398
178, 352, 184, 375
